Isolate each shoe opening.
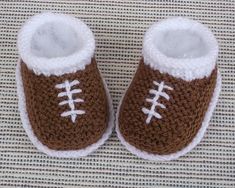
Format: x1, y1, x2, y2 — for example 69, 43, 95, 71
143, 17, 218, 81
18, 13, 95, 76
154, 29, 208, 59
31, 22, 82, 58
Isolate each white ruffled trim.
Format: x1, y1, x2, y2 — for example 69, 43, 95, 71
116, 71, 221, 161
143, 17, 218, 81
16, 60, 114, 158
17, 12, 95, 76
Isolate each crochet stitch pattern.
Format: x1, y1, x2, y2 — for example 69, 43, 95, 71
55, 80, 85, 123
142, 81, 173, 124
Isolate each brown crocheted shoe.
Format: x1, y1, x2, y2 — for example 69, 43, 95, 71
16, 13, 114, 158
116, 17, 221, 161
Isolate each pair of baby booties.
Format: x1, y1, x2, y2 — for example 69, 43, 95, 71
16, 13, 221, 161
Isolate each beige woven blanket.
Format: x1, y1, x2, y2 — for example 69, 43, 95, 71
0, 0, 234, 187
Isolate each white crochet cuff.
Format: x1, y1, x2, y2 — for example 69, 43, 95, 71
143, 17, 218, 81
17, 12, 95, 76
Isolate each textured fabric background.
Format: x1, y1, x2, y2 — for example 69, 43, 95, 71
0, 0, 234, 187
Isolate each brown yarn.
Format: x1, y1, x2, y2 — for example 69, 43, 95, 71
118, 59, 217, 155
21, 58, 108, 150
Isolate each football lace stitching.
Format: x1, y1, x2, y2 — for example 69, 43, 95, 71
142, 81, 173, 124
55, 80, 85, 123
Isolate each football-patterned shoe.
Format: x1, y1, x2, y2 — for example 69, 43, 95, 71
116, 17, 221, 161
16, 13, 114, 158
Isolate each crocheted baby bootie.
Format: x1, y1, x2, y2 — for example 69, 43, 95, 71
116, 17, 221, 161
16, 13, 114, 158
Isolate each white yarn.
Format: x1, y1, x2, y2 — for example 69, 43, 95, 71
142, 81, 173, 124
55, 80, 85, 123
17, 12, 95, 76
143, 17, 218, 81
16, 60, 114, 158
116, 71, 221, 161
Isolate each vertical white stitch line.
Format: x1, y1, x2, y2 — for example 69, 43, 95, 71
64, 80, 75, 116
55, 80, 85, 123
142, 81, 173, 124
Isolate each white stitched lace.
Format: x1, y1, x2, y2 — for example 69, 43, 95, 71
55, 80, 85, 123
142, 81, 173, 124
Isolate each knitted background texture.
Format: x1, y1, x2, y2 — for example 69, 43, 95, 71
0, 0, 234, 187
